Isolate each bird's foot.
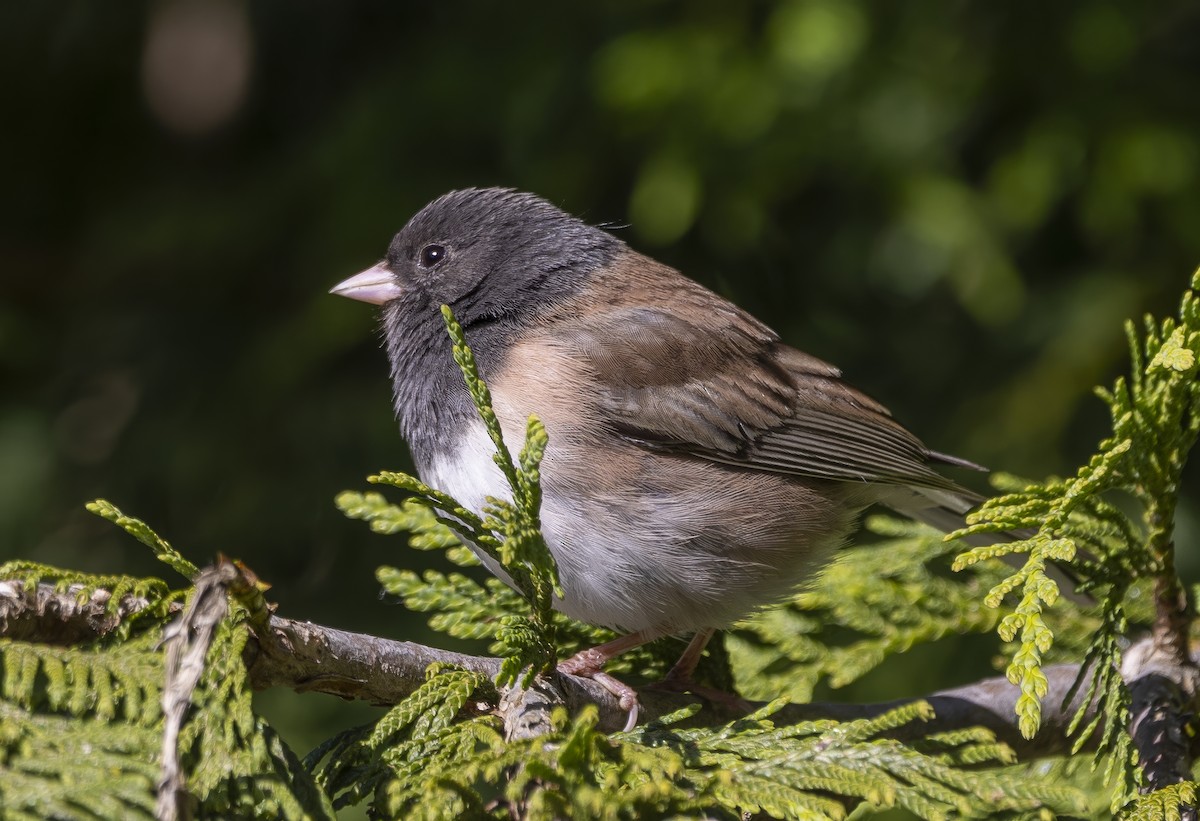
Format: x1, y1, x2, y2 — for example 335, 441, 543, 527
558, 649, 640, 732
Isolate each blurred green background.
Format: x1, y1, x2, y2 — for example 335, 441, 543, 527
5, 0, 1200, 757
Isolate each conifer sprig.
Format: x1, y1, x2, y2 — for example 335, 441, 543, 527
311, 666, 1087, 819
368, 305, 562, 687
950, 270, 1200, 800
3, 508, 331, 818
728, 518, 1010, 703
86, 499, 199, 581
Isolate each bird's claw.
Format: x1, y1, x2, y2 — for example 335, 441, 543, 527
557, 652, 641, 732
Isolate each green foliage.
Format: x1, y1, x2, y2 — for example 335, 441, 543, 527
950, 271, 1200, 804
374, 560, 693, 685
0, 506, 334, 820
178, 604, 334, 819
0, 586, 168, 817
336, 490, 477, 565
368, 305, 564, 688
308, 664, 495, 815
640, 699, 1084, 820
0, 700, 160, 821
1118, 783, 1199, 821
85, 499, 200, 581
0, 633, 162, 724
0, 522, 179, 819
312, 666, 1087, 819
728, 517, 1009, 703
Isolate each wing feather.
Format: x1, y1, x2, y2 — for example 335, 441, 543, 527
558, 302, 967, 492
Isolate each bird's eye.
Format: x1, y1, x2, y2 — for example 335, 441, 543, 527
419, 244, 447, 268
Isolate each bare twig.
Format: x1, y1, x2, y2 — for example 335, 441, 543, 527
3, 577, 1198, 767
1125, 570, 1200, 816
0, 580, 155, 644
500, 678, 564, 742
236, 611, 1140, 758
157, 563, 236, 821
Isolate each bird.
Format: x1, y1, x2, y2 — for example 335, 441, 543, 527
331, 187, 999, 729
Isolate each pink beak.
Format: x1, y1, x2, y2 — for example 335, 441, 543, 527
330, 262, 403, 305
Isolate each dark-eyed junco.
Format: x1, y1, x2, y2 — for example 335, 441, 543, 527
332, 187, 994, 727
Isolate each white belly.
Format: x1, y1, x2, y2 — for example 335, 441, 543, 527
421, 418, 661, 628
421, 418, 840, 634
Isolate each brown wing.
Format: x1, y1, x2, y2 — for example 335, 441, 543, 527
557, 286, 969, 492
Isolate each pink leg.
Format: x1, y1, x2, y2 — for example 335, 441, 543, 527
653, 628, 751, 716
558, 628, 751, 729
662, 628, 715, 685
558, 630, 663, 731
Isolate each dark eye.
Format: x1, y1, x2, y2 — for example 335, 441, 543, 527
419, 244, 447, 268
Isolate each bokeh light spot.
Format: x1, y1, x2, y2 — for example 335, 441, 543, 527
630, 155, 702, 245
141, 0, 253, 136
769, 0, 867, 79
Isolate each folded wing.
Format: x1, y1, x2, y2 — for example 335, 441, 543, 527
561, 303, 973, 495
